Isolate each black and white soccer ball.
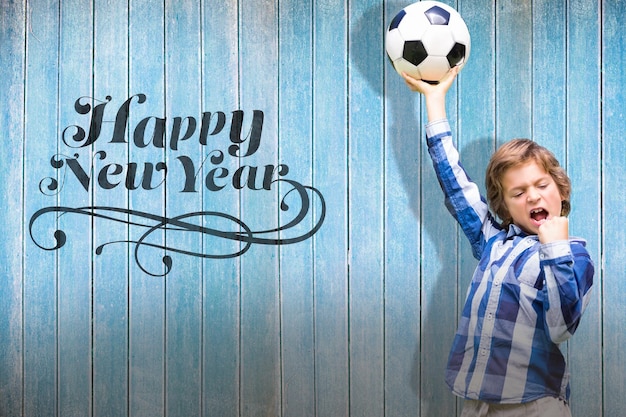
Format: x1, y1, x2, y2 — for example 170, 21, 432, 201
386, 1, 471, 83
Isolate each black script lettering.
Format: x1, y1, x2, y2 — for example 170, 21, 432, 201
111, 94, 147, 144
38, 154, 65, 195
62, 94, 268, 152
133, 116, 166, 148
199, 112, 226, 145
170, 116, 197, 150
126, 162, 167, 190
52, 150, 166, 192
65, 152, 100, 191
232, 164, 289, 190
96, 158, 167, 191
176, 153, 289, 192
177, 151, 228, 192
62, 96, 112, 148
205, 166, 229, 191
98, 163, 124, 189
107, 96, 196, 150
177, 155, 200, 192
228, 110, 264, 157
203, 150, 228, 191
62, 94, 148, 147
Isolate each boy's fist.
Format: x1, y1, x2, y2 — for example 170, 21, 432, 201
538, 216, 569, 244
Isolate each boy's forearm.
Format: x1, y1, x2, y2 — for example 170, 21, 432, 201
425, 93, 447, 122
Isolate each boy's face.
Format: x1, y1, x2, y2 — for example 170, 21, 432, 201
501, 160, 564, 235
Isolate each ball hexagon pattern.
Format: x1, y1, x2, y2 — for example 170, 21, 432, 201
386, 1, 471, 83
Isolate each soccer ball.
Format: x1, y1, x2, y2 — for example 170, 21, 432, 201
386, 1, 471, 83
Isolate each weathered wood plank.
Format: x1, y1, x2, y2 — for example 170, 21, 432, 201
238, 0, 281, 414
164, 1, 203, 416
601, 1, 626, 416
565, 1, 603, 415
496, 0, 532, 142
128, 0, 166, 415
200, 0, 241, 415
0, 1, 25, 415
56, 1, 94, 415
277, 0, 316, 415
312, 0, 350, 415
383, 0, 423, 413
4, 2, 625, 417
532, 0, 567, 158
22, 1, 61, 416
92, 0, 129, 415
348, 0, 385, 414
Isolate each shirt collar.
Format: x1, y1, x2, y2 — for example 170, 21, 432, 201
506, 224, 525, 239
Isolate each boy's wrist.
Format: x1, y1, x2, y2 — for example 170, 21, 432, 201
425, 94, 447, 122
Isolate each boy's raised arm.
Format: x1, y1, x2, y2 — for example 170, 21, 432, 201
402, 66, 459, 122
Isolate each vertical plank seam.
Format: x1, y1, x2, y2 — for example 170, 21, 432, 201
310, 1, 318, 416
21, 1, 28, 415
344, 0, 351, 413
125, 0, 131, 415
598, 1, 605, 415
236, 1, 243, 415
199, 2, 205, 416
162, 0, 168, 414
528, 0, 535, 140
276, 2, 284, 416
380, 2, 387, 415
55, 1, 61, 415
90, 1, 96, 415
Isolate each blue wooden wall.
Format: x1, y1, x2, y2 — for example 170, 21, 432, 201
0, 0, 623, 416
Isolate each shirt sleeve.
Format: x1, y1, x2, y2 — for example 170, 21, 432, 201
540, 239, 595, 344
425, 119, 501, 259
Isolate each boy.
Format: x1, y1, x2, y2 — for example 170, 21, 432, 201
403, 67, 594, 417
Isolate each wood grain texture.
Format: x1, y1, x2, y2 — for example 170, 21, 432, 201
383, 0, 423, 413
56, 2, 94, 416
164, 1, 203, 416
22, 2, 60, 416
0, 1, 25, 416
348, 0, 385, 415
566, 1, 602, 416
312, 0, 350, 416
601, 1, 626, 416
238, 0, 281, 415
127, 1, 166, 416
278, 0, 316, 415
92, 1, 129, 416
200, 0, 241, 415
0, 1, 616, 416
496, 0, 532, 143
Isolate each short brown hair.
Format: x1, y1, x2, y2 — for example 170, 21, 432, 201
485, 139, 571, 228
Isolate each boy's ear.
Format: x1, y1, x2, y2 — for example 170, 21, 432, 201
560, 200, 571, 216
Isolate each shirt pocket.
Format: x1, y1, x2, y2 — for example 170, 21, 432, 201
515, 253, 544, 290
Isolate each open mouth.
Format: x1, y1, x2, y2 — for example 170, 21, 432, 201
530, 208, 549, 223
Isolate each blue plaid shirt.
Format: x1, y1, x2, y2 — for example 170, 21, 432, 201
426, 119, 594, 404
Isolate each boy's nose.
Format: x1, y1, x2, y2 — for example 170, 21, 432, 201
527, 189, 540, 202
